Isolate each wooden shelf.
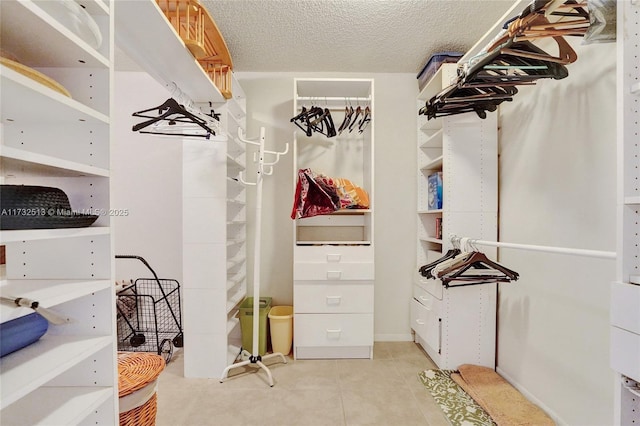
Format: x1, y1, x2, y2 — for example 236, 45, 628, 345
115, 0, 224, 103
418, 209, 443, 214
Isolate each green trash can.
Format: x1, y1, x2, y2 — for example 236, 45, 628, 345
238, 297, 271, 355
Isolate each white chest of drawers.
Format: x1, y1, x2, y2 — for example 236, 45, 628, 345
294, 245, 374, 359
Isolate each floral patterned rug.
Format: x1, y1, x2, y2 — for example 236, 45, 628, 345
418, 369, 496, 426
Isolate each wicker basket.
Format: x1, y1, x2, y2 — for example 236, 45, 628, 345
118, 352, 166, 426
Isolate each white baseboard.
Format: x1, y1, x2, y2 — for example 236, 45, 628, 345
374, 333, 414, 342
496, 366, 566, 425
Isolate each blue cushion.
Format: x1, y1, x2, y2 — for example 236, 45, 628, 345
1, 312, 49, 357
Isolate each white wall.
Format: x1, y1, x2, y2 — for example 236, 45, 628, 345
497, 39, 616, 424
237, 72, 417, 340
112, 72, 182, 283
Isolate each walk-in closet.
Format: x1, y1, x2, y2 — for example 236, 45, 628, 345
0, 0, 636, 425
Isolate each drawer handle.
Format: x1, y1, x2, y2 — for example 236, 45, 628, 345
327, 254, 341, 262
327, 271, 342, 279
326, 295, 342, 305
326, 328, 342, 339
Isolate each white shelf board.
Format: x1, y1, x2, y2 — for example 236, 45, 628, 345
0, 146, 109, 177
420, 128, 444, 148
227, 317, 240, 335
114, 0, 224, 103
295, 78, 373, 98
0, 279, 111, 323
459, 0, 531, 63
1, 66, 110, 125
0, 227, 110, 244
227, 220, 247, 226
417, 65, 456, 101
0, 0, 109, 69
0, 334, 112, 409
420, 237, 443, 244
226, 287, 246, 314
227, 342, 242, 365
331, 209, 372, 215
226, 238, 245, 247
630, 275, 640, 285
226, 96, 246, 118
77, 0, 110, 15
226, 256, 246, 272
418, 209, 443, 214
0, 386, 113, 426
296, 240, 372, 246
625, 196, 640, 205
421, 155, 444, 171
226, 154, 245, 170
631, 82, 640, 95
226, 273, 246, 291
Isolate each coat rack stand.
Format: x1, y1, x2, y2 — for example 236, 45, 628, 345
220, 127, 289, 387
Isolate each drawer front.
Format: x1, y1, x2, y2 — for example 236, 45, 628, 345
411, 298, 427, 338
611, 282, 640, 335
294, 313, 373, 347
294, 282, 373, 313
414, 272, 443, 300
611, 326, 640, 382
294, 262, 374, 281
413, 284, 435, 308
411, 297, 440, 353
294, 245, 373, 263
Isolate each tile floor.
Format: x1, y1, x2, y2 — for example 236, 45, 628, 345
155, 342, 449, 426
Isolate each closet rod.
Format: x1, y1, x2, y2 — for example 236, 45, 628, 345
296, 96, 371, 102
451, 235, 616, 260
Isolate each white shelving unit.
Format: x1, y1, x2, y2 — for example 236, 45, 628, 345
292, 78, 375, 359
115, 0, 247, 379
412, 63, 498, 370
0, 0, 117, 423
611, 0, 640, 424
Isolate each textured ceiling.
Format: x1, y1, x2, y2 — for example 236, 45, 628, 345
200, 0, 515, 74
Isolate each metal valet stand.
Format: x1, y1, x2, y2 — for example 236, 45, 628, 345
220, 127, 289, 386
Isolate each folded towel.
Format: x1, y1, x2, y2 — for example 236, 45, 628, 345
452, 364, 555, 426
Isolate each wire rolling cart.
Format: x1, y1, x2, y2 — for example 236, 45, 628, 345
115, 255, 183, 363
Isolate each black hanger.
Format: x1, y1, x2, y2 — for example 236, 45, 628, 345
132, 98, 216, 137
338, 105, 354, 134
358, 106, 371, 133
348, 106, 363, 133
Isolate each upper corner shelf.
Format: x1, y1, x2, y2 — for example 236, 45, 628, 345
155, 0, 234, 99
114, 0, 226, 103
